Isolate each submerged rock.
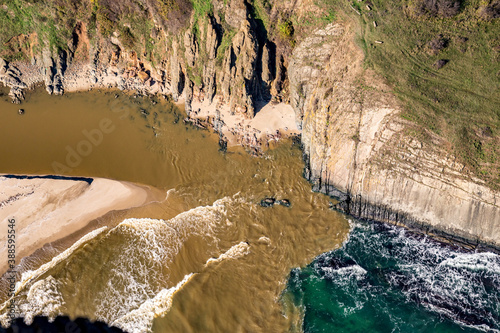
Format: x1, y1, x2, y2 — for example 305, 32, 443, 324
276, 199, 291, 207
260, 197, 276, 207
260, 198, 291, 208
329, 257, 357, 270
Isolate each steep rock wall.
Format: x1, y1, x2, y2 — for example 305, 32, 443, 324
289, 22, 500, 251
0, 0, 284, 116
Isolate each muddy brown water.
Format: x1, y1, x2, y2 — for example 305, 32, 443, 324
0, 88, 349, 332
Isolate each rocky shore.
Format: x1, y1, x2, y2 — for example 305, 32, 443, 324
0, 21, 297, 154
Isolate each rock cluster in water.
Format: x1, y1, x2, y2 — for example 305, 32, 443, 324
260, 197, 291, 208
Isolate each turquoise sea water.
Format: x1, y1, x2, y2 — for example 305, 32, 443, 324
285, 220, 500, 333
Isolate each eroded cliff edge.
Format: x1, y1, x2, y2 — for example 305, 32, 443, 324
0, 0, 499, 250
289, 21, 500, 251
0, 0, 296, 152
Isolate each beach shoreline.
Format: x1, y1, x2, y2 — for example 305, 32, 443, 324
2, 57, 300, 154
177, 96, 300, 153
0, 175, 159, 275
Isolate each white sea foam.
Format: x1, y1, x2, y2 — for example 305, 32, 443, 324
425, 302, 500, 333
15, 226, 108, 294
0, 226, 108, 327
341, 299, 365, 317
359, 224, 500, 329
258, 236, 271, 245
94, 198, 234, 325
321, 264, 367, 281
165, 188, 175, 200
94, 218, 182, 322
326, 262, 368, 317
463, 323, 500, 333
21, 276, 64, 325
0, 275, 64, 327
103, 197, 243, 332
111, 273, 194, 333
1, 197, 239, 331
440, 252, 500, 274
392, 247, 500, 312
206, 241, 251, 265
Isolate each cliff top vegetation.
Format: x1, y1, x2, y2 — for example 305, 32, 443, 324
339, 0, 499, 187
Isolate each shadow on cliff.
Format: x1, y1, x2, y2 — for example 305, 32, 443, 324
245, 3, 277, 115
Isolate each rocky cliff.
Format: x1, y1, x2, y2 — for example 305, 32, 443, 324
288, 20, 500, 251
0, 0, 499, 250
0, 0, 286, 111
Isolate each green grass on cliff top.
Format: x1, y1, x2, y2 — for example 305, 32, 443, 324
338, 0, 500, 188
0, 0, 187, 64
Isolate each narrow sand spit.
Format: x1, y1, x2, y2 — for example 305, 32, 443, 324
0, 175, 154, 275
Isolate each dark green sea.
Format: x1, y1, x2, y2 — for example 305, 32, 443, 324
285, 220, 500, 333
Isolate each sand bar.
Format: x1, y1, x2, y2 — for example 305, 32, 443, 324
0, 175, 154, 275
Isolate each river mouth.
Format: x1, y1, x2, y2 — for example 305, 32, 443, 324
2, 89, 498, 333
0, 89, 350, 332
0, 87, 225, 188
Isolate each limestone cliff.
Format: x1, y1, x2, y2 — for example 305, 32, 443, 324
289, 21, 500, 251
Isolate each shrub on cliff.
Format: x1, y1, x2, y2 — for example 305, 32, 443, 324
156, 0, 192, 33
278, 20, 294, 39
479, 0, 500, 19
412, 0, 463, 17
277, 18, 295, 48
427, 34, 449, 55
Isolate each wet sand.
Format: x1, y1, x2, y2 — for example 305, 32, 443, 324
0, 175, 156, 275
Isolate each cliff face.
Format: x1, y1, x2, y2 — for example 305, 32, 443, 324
0, 0, 285, 116
288, 21, 500, 251
1, 0, 499, 250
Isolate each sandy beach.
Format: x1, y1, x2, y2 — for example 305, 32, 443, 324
0, 175, 155, 275
179, 97, 300, 147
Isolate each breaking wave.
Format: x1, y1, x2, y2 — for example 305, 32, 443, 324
111, 274, 195, 333
15, 227, 108, 294
0, 227, 108, 328
206, 241, 251, 266
1, 197, 254, 332
287, 220, 500, 332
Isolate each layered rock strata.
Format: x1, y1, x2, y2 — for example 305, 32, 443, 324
289, 22, 500, 251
